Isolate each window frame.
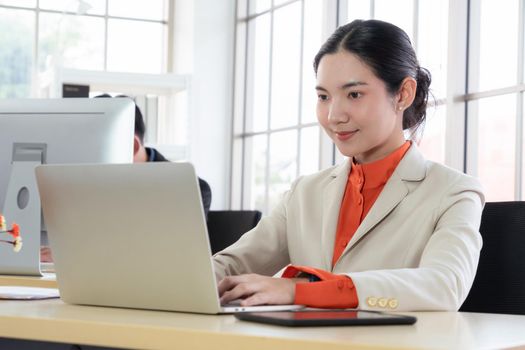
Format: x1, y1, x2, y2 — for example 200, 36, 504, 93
464, 0, 525, 200
0, 0, 172, 94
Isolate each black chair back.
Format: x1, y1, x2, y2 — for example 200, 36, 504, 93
460, 201, 525, 314
207, 210, 262, 254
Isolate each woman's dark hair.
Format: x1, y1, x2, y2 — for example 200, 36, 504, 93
313, 19, 431, 135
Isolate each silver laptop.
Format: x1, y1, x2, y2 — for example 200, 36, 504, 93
35, 162, 302, 314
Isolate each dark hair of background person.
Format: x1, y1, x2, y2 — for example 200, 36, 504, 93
94, 93, 146, 143
313, 19, 432, 137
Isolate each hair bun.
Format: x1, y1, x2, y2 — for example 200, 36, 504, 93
403, 67, 432, 130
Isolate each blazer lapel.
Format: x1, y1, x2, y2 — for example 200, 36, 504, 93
346, 173, 408, 250
336, 144, 428, 264
321, 160, 350, 270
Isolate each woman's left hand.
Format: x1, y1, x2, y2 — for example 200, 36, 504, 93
218, 273, 306, 306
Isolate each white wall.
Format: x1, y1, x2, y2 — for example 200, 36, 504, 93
173, 0, 236, 209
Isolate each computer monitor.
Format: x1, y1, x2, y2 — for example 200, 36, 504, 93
0, 98, 134, 275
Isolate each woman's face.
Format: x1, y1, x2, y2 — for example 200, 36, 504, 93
316, 50, 405, 163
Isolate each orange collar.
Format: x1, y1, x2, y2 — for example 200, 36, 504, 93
350, 141, 411, 190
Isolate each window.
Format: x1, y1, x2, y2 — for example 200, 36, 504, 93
466, 0, 524, 201
0, 7, 35, 98
232, 0, 329, 213
0, 0, 169, 99
0, 1, 188, 159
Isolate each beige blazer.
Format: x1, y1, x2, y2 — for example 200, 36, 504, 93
213, 144, 485, 311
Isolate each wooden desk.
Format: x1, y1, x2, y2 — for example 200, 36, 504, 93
0, 272, 57, 288
0, 298, 524, 350
1, 275, 525, 349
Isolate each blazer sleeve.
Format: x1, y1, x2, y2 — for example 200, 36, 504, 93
348, 175, 484, 311
212, 179, 301, 281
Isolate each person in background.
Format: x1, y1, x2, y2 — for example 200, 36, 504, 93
96, 94, 212, 218
214, 19, 484, 311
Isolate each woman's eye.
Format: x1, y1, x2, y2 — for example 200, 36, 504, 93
317, 94, 328, 101
348, 91, 361, 99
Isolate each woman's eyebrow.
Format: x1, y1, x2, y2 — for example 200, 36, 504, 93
315, 81, 368, 92
341, 81, 367, 89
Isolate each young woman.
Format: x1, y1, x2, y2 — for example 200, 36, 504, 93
214, 19, 484, 311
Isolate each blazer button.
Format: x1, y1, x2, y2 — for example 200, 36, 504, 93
366, 297, 377, 307
337, 280, 344, 289
388, 299, 399, 309
378, 298, 388, 308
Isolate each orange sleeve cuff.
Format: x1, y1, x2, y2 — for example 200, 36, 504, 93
282, 265, 359, 309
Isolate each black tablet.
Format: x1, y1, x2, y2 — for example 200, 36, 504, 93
234, 310, 417, 327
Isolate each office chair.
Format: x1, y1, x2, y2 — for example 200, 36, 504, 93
207, 210, 262, 254
460, 201, 525, 315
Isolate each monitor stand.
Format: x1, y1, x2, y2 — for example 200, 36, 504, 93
0, 143, 45, 276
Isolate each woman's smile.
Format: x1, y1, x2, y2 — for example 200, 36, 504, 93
334, 130, 359, 141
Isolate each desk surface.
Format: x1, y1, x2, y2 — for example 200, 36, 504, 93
0, 272, 57, 288
1, 275, 525, 350
0, 299, 525, 350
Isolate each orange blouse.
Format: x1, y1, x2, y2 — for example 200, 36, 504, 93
282, 141, 411, 308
